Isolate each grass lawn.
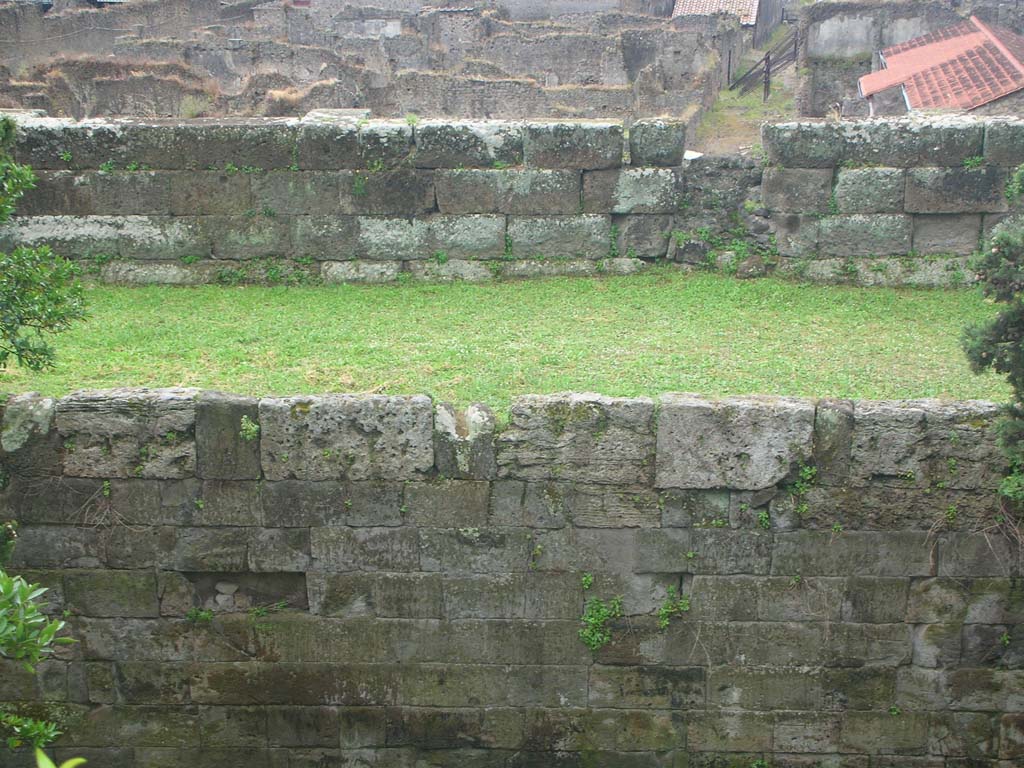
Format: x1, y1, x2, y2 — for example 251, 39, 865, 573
0, 268, 1008, 409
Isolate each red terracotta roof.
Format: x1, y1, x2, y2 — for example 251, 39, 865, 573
671, 0, 758, 26
859, 16, 1024, 111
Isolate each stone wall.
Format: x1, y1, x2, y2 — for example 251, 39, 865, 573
0, 387, 1021, 767
1, 113, 698, 284
760, 115, 1024, 286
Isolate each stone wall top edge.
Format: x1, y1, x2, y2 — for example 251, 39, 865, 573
1, 387, 1001, 413
6, 115, 633, 130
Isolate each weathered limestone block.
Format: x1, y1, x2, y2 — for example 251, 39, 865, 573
496, 393, 655, 485
311, 526, 420, 572
413, 121, 524, 169
940, 533, 1019, 577
983, 119, 1024, 166
656, 394, 815, 490
906, 167, 1008, 214
839, 712, 928, 754
292, 216, 359, 260
14, 118, 130, 170
629, 119, 686, 167
582, 168, 678, 214
614, 214, 671, 259
64, 570, 159, 618
202, 215, 291, 260
764, 119, 985, 169
433, 403, 497, 480
250, 172, 340, 216
589, 665, 704, 709
833, 168, 905, 214
769, 214, 819, 258
354, 217, 429, 260
912, 214, 983, 255
406, 260, 493, 282
296, 120, 361, 170
523, 121, 623, 170
82, 171, 174, 216
259, 395, 433, 481
708, 667, 824, 710
321, 260, 401, 284
99, 261, 208, 286
338, 171, 435, 216
1, 392, 58, 476
57, 388, 197, 479
912, 623, 962, 668
761, 168, 834, 214
16, 171, 94, 217
435, 169, 581, 215
195, 392, 260, 481
307, 572, 443, 618
686, 710, 773, 752
170, 172, 251, 216
842, 577, 910, 623
771, 531, 934, 576
507, 215, 610, 260
816, 215, 912, 257
248, 528, 312, 572
358, 121, 414, 169
427, 215, 506, 260
403, 480, 490, 528
634, 529, 772, 574
498, 258, 643, 278
418, 527, 534, 574
147, 121, 301, 171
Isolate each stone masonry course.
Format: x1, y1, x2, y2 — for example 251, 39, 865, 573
0, 387, 1021, 766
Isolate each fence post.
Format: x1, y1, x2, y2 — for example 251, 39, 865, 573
763, 51, 771, 102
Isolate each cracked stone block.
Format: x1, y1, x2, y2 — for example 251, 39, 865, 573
259, 395, 433, 481
656, 394, 815, 490
56, 388, 198, 479
496, 393, 655, 485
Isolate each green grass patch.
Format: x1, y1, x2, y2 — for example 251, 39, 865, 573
0, 268, 1007, 408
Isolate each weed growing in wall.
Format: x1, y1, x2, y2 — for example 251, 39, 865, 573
657, 586, 690, 629
579, 594, 623, 651
239, 415, 260, 442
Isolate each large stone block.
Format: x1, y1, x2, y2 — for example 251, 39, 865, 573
634, 529, 772, 574
404, 480, 490, 527
435, 169, 580, 215
418, 527, 533, 574
496, 393, 655, 485
258, 395, 433, 481
170, 172, 251, 216
308, 572, 443, 618
195, 392, 260, 480
655, 394, 815, 490
57, 388, 197, 479
413, 121, 524, 169
588, 665, 704, 709
772, 531, 934, 576
906, 167, 1007, 214
250, 172, 341, 216
64, 569, 159, 618
582, 168, 678, 214
88, 171, 174, 216
339, 170, 435, 215
912, 214, 983, 255
202, 215, 292, 260
310, 526, 420, 572
761, 168, 834, 213
614, 214, 672, 260
507, 216, 610, 260
629, 119, 686, 167
357, 121, 415, 169
291, 216, 359, 260
816, 215, 912, 257
984, 119, 1024, 166
523, 121, 623, 170
16, 171, 94, 216
296, 120, 361, 170
833, 168, 905, 214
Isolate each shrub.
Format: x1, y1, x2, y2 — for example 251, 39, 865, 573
0, 117, 86, 371
963, 173, 1024, 501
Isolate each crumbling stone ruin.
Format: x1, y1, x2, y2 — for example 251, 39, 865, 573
0, 0, 743, 121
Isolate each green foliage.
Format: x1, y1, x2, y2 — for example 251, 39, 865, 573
789, 462, 817, 515
239, 415, 260, 442
1005, 163, 1024, 202
962, 156, 985, 170
0, 529, 70, 751
0, 119, 86, 372
404, 113, 420, 127
757, 509, 770, 530
657, 585, 690, 630
578, 595, 622, 651
34, 748, 85, 768
185, 607, 213, 625
963, 203, 1024, 507
580, 572, 594, 590
1000, 631, 1012, 647
1, 714, 61, 751
0, 571, 71, 668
